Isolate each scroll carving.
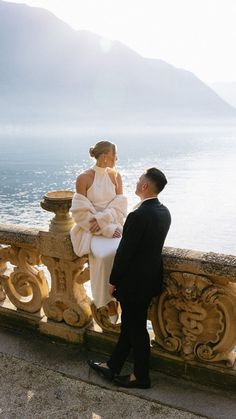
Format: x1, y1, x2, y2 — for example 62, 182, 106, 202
0, 245, 49, 313
91, 303, 121, 333
0, 249, 7, 301
42, 256, 92, 328
150, 271, 236, 367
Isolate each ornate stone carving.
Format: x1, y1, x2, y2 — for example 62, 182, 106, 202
150, 271, 236, 366
0, 245, 49, 313
42, 256, 92, 328
0, 248, 7, 301
91, 302, 121, 333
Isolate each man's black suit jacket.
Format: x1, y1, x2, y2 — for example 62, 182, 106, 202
109, 198, 171, 303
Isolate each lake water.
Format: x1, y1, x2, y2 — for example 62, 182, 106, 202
1, 123, 236, 256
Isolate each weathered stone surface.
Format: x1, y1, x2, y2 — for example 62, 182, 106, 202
163, 247, 236, 281
37, 231, 77, 260
0, 298, 44, 328
0, 252, 6, 301
0, 223, 39, 248
39, 317, 86, 343
0, 352, 206, 419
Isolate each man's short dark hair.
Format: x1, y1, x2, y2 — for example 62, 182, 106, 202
145, 167, 167, 193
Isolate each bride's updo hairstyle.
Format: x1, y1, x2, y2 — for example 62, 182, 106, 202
89, 141, 116, 159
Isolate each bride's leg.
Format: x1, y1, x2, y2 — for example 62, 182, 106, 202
90, 236, 121, 311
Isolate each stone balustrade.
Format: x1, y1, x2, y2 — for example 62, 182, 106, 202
1, 191, 236, 387
150, 248, 236, 367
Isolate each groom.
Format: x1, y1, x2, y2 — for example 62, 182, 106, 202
88, 167, 171, 388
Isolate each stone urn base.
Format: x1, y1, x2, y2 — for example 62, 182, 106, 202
41, 191, 74, 234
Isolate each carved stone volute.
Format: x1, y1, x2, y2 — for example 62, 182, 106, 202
0, 244, 49, 313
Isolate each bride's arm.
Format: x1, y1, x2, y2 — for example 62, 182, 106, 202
76, 173, 89, 196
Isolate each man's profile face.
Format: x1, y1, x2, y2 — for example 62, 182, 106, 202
135, 174, 146, 196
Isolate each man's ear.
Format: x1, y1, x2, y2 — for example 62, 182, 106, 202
142, 182, 148, 191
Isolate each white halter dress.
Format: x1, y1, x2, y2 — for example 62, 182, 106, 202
87, 166, 121, 308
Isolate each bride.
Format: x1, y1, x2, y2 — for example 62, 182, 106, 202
70, 141, 127, 323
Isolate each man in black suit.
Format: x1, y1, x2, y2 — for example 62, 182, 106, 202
88, 167, 171, 389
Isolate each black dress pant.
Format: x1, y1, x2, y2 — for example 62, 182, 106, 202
107, 299, 151, 381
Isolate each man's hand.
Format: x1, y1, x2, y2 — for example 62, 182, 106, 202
89, 218, 100, 233
109, 284, 116, 298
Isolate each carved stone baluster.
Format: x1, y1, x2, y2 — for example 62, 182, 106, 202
0, 245, 49, 313
39, 191, 92, 328
41, 255, 92, 327
0, 246, 7, 301
150, 271, 236, 367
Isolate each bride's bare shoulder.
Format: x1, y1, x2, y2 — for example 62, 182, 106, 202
76, 169, 95, 193
77, 169, 94, 180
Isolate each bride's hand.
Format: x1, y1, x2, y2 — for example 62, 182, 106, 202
89, 218, 100, 233
113, 228, 122, 238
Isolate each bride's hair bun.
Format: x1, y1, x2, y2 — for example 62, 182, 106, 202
88, 141, 116, 159
89, 146, 95, 157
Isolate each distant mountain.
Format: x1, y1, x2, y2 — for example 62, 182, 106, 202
211, 82, 236, 109
0, 0, 235, 124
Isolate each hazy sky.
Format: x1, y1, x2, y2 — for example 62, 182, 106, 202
6, 0, 236, 84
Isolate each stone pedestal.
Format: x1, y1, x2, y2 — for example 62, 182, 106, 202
39, 190, 92, 328
40, 191, 74, 234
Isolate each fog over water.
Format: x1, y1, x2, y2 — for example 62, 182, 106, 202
1, 123, 236, 256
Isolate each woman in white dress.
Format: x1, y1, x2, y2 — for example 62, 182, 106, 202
70, 141, 127, 323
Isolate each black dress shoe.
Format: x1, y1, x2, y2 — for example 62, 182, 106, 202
87, 360, 114, 381
114, 374, 151, 389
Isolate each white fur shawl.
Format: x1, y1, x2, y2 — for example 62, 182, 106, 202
70, 193, 127, 257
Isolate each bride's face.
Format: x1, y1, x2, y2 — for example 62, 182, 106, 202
104, 149, 117, 168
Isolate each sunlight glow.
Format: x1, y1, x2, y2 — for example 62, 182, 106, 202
4, 0, 236, 83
